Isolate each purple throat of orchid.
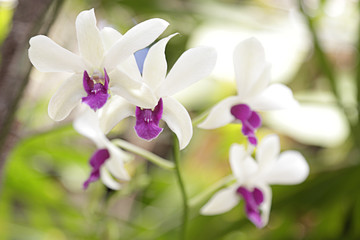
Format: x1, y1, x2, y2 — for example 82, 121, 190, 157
83, 148, 110, 189
230, 104, 261, 145
135, 98, 163, 141
82, 69, 110, 111
237, 186, 264, 228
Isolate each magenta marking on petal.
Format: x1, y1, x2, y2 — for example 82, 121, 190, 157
231, 103, 262, 146
83, 148, 110, 189
253, 188, 264, 205
83, 71, 93, 95
248, 111, 261, 128
236, 186, 264, 228
134, 98, 163, 141
104, 68, 109, 89
82, 70, 110, 111
231, 104, 251, 121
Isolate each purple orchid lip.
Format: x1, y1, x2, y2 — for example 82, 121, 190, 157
82, 68, 110, 111
237, 186, 264, 228
134, 98, 163, 141
83, 148, 110, 189
230, 104, 261, 145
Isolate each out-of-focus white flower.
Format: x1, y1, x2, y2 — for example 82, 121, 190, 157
99, 34, 217, 150
201, 134, 309, 228
198, 38, 298, 145
73, 108, 132, 190
29, 9, 168, 120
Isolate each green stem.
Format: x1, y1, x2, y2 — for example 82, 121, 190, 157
189, 175, 236, 208
112, 139, 175, 170
172, 134, 189, 240
191, 109, 210, 126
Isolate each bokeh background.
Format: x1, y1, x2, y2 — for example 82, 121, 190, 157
1, 0, 360, 239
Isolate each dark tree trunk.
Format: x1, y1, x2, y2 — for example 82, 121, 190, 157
0, 0, 64, 185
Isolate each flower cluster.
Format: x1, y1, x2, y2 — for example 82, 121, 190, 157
28, 9, 309, 228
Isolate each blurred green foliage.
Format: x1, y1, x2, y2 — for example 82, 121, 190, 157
1, 0, 360, 239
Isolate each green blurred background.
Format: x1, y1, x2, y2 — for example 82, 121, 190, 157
1, 0, 360, 239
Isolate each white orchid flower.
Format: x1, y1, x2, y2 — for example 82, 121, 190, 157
73, 108, 132, 190
200, 134, 309, 228
198, 38, 298, 145
98, 34, 217, 150
28, 9, 169, 121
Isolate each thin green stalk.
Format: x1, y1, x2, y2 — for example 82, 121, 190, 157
189, 175, 236, 208
191, 109, 210, 126
172, 134, 189, 240
112, 139, 175, 170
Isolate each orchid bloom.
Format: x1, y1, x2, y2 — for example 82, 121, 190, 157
198, 38, 298, 145
98, 34, 217, 149
28, 9, 168, 120
73, 109, 132, 190
200, 134, 309, 228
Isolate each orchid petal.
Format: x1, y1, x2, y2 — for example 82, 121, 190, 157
48, 74, 86, 121
229, 143, 258, 183
200, 185, 239, 215
104, 146, 131, 181
162, 97, 192, 150
142, 34, 177, 90
109, 68, 158, 108
98, 96, 135, 134
73, 108, 106, 147
265, 150, 309, 185
233, 38, 268, 98
198, 96, 242, 129
28, 35, 84, 73
75, 9, 104, 69
247, 84, 299, 111
103, 18, 169, 69
135, 99, 163, 141
257, 183, 272, 228
256, 134, 280, 168
100, 167, 122, 190
100, 27, 122, 51
157, 46, 217, 97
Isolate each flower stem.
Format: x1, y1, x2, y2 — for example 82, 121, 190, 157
112, 139, 175, 170
189, 175, 236, 208
172, 134, 189, 240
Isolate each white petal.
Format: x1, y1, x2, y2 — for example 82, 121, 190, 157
100, 27, 122, 51
247, 84, 299, 111
162, 97, 193, 150
105, 143, 131, 181
256, 134, 280, 168
157, 46, 217, 97
109, 68, 158, 108
142, 34, 177, 90
73, 107, 106, 147
100, 167, 122, 190
257, 183, 272, 227
75, 9, 104, 69
265, 150, 309, 185
48, 74, 86, 121
200, 185, 240, 215
197, 96, 241, 129
28, 35, 84, 73
229, 144, 258, 183
99, 96, 135, 134
233, 38, 269, 98
103, 18, 169, 69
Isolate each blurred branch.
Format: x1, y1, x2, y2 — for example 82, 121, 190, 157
0, 0, 64, 185
297, 0, 357, 143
